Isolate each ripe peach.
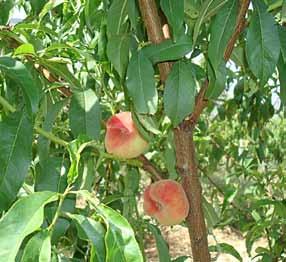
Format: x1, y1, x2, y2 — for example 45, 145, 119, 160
143, 180, 189, 225
105, 112, 149, 159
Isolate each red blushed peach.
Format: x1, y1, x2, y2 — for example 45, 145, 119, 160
105, 112, 149, 159
143, 180, 189, 226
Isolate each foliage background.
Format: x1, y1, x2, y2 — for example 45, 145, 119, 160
0, 0, 286, 261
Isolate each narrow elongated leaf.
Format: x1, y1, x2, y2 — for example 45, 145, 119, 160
206, 61, 226, 99
107, 0, 128, 36
282, 0, 286, 23
84, 0, 102, 32
209, 243, 242, 262
160, 0, 184, 39
107, 34, 130, 78
147, 224, 171, 262
14, 43, 36, 56
127, 0, 141, 32
0, 111, 32, 211
142, 36, 192, 64
164, 61, 196, 126
38, 98, 67, 162
38, 58, 81, 91
69, 89, 101, 140
39, 0, 65, 21
0, 0, 13, 25
68, 214, 106, 262
30, 0, 46, 15
96, 204, 143, 262
21, 230, 51, 262
279, 26, 286, 63
277, 56, 286, 106
0, 57, 40, 114
246, 0, 280, 86
193, 0, 228, 45
202, 197, 219, 229
0, 191, 58, 262
14, 23, 57, 36
208, 0, 238, 69
36, 158, 65, 192
126, 52, 157, 114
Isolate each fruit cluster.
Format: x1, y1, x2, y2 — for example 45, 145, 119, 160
105, 112, 189, 225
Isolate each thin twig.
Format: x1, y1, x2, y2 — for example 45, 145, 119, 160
224, 0, 251, 60
137, 155, 165, 181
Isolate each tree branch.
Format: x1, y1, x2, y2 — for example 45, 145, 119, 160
138, 0, 172, 82
138, 0, 250, 261
0, 27, 72, 97
137, 155, 165, 181
224, 0, 251, 61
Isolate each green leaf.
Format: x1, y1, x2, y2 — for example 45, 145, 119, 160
131, 112, 154, 142
122, 168, 140, 219
107, 0, 128, 36
133, 112, 161, 136
142, 36, 192, 64
69, 89, 101, 140
282, 0, 286, 23
279, 26, 286, 63
30, 0, 47, 15
107, 34, 130, 78
0, 0, 13, 25
38, 98, 67, 162
80, 158, 97, 191
208, 0, 238, 69
209, 243, 242, 262
36, 158, 66, 192
39, 0, 65, 22
14, 22, 58, 37
84, 0, 102, 32
66, 138, 96, 184
126, 52, 157, 114
230, 45, 245, 68
164, 132, 178, 179
202, 197, 219, 229
0, 191, 58, 261
38, 58, 81, 91
277, 56, 286, 106
68, 214, 106, 262
14, 43, 36, 56
21, 230, 51, 262
163, 61, 196, 126
193, 0, 228, 45
0, 111, 32, 211
160, 0, 184, 39
147, 224, 171, 262
0, 57, 40, 114
127, 0, 141, 34
206, 61, 226, 99
246, 0, 280, 86
96, 204, 143, 262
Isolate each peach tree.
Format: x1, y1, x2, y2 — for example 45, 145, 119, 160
0, 0, 285, 261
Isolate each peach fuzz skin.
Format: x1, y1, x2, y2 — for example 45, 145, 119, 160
143, 180, 189, 226
105, 112, 149, 159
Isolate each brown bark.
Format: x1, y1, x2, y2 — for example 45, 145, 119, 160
224, 0, 251, 60
138, 0, 172, 82
138, 155, 165, 181
138, 0, 250, 260
138, 0, 211, 260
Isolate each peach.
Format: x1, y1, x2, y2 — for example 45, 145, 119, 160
143, 180, 189, 225
105, 112, 149, 159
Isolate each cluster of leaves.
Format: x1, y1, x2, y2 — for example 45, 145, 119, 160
0, 0, 285, 261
